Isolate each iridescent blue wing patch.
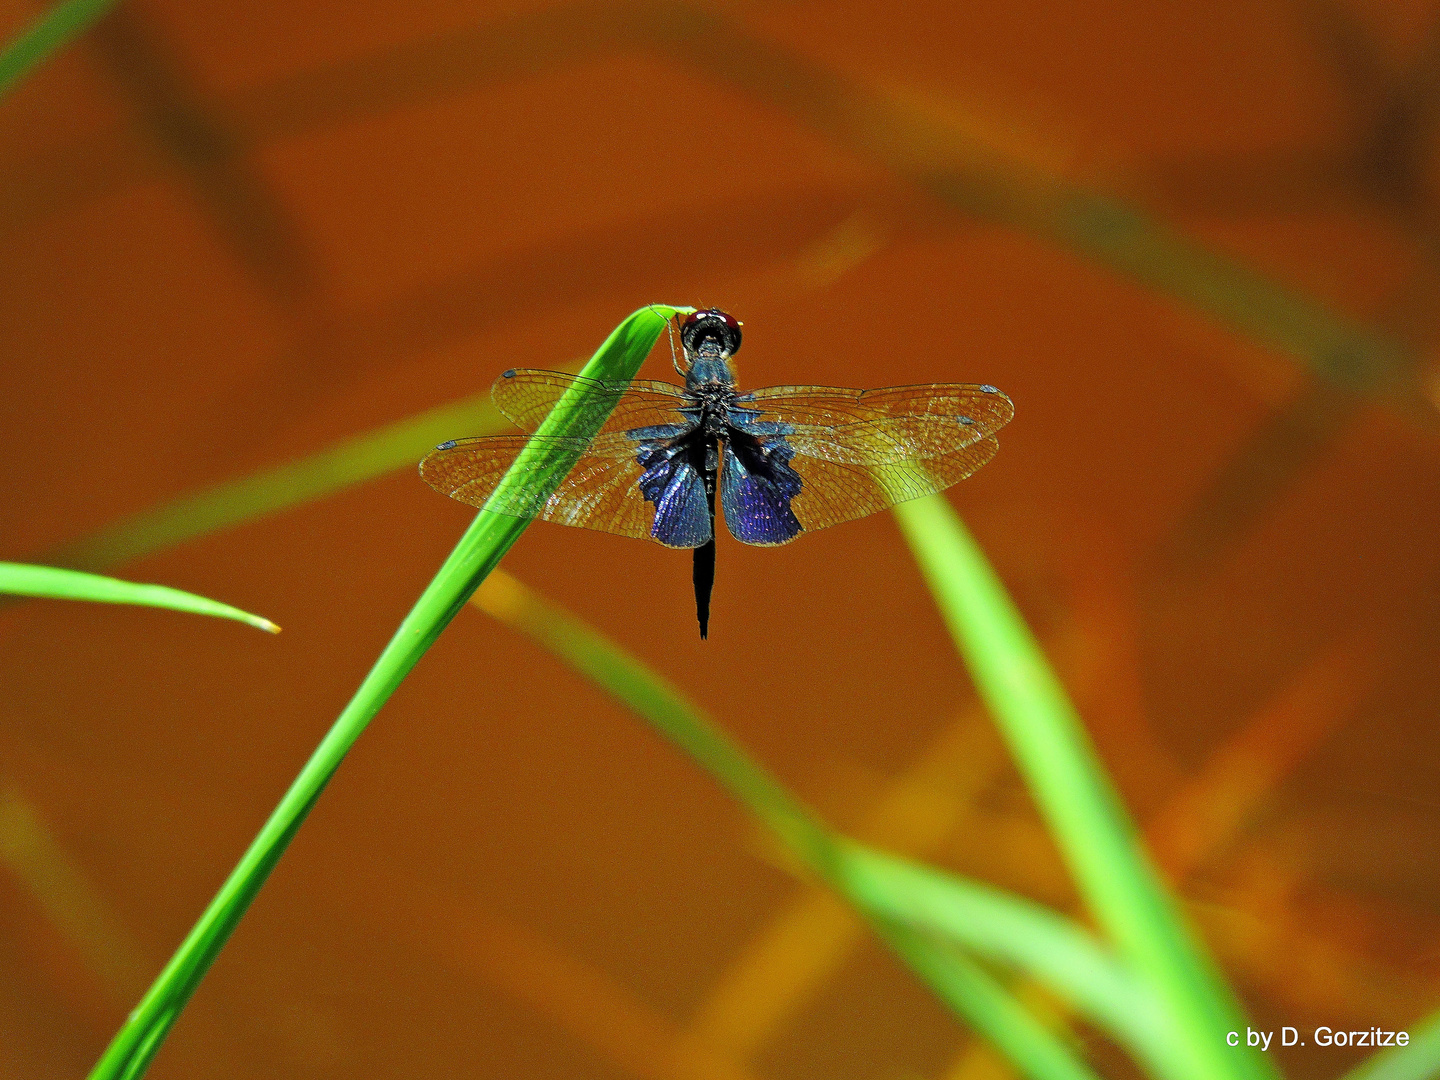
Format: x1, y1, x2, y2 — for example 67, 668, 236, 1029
720, 436, 803, 546
638, 439, 712, 548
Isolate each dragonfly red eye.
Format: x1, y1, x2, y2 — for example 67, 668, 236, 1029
681, 308, 742, 355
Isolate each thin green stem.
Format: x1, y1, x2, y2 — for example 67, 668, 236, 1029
86, 305, 684, 1080
38, 386, 533, 574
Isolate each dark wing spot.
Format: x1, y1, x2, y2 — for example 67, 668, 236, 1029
501, 369, 517, 379
980, 384, 999, 394
957, 415, 975, 426
436, 440, 457, 450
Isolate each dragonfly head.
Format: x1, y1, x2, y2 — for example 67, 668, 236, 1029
681, 309, 741, 358
679, 309, 741, 387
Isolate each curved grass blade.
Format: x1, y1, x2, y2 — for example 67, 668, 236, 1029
0, 562, 278, 633
891, 495, 1273, 1080
0, 0, 118, 97
471, 570, 1180, 1080
86, 304, 686, 1080
1344, 1009, 1440, 1080
832, 842, 1178, 1072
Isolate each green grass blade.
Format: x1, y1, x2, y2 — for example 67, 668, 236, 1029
1344, 1010, 1440, 1080
892, 496, 1271, 1080
472, 571, 1180, 1079
0, 561, 278, 633
86, 305, 684, 1080
0, 0, 118, 97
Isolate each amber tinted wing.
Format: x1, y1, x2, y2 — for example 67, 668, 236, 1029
729, 382, 1012, 536
418, 433, 663, 542
743, 382, 1013, 442
783, 434, 1001, 533
491, 369, 690, 435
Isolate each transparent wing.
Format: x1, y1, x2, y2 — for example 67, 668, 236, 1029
741, 382, 1014, 454
418, 433, 670, 543
720, 382, 1012, 544
782, 435, 1001, 534
491, 369, 690, 435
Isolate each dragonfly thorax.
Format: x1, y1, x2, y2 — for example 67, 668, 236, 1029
685, 355, 737, 390
685, 377, 740, 439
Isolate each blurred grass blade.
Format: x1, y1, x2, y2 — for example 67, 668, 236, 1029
86, 305, 685, 1080
833, 843, 1177, 1070
1344, 1010, 1440, 1080
0, 561, 278, 633
0, 785, 151, 1005
892, 496, 1270, 1080
879, 919, 1099, 1080
41, 389, 517, 573
472, 570, 1186, 1080
0, 0, 117, 96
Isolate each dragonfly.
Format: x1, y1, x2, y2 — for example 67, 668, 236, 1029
420, 308, 1013, 638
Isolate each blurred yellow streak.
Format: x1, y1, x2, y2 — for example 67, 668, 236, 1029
0, 783, 149, 1008
678, 634, 1104, 1062
943, 982, 1069, 1080
1147, 636, 1379, 880
679, 888, 858, 1064
404, 883, 759, 1080
1197, 843, 1438, 1025
792, 212, 888, 292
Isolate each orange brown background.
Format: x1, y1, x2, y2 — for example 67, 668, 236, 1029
1, 1, 1438, 1078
